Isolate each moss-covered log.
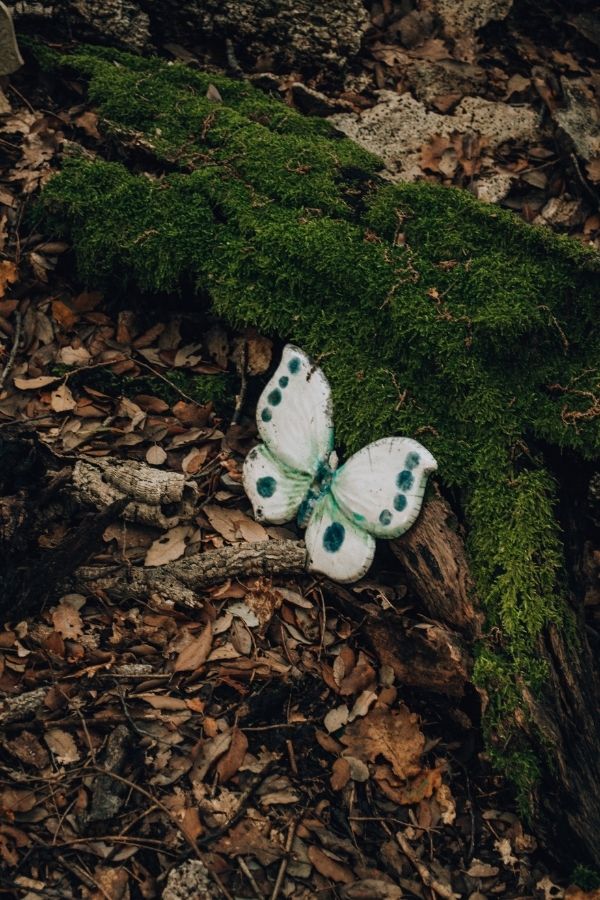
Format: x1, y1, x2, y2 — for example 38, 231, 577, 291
32, 44, 600, 865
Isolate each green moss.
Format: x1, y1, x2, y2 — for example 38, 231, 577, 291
35, 45, 600, 810
573, 865, 600, 890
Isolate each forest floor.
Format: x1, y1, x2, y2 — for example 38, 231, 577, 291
0, 2, 600, 898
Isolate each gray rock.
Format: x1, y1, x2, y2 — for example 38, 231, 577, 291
554, 78, 600, 164
0, 1, 23, 75
9, 0, 369, 72
7, 0, 151, 51
405, 59, 487, 107
162, 860, 218, 900
431, 0, 513, 38
330, 91, 538, 181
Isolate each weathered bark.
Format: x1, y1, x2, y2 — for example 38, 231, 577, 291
73, 457, 198, 529
76, 539, 308, 605
391, 488, 483, 639
391, 486, 600, 868
519, 624, 600, 862
365, 617, 471, 698
7, 0, 368, 73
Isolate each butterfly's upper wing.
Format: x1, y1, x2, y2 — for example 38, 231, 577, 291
256, 344, 334, 476
243, 444, 312, 524
305, 492, 375, 583
330, 437, 437, 539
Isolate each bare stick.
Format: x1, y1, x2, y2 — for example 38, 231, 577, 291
231, 340, 248, 426
270, 817, 299, 900
0, 309, 21, 392
395, 830, 459, 900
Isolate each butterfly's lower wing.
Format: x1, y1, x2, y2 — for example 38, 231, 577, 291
243, 444, 311, 524
305, 492, 375, 583
256, 344, 334, 476
330, 437, 437, 539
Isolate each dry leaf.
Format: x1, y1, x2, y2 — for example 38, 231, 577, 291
52, 602, 83, 639
14, 375, 59, 390
51, 299, 77, 330
340, 703, 424, 779
436, 782, 456, 824
75, 110, 101, 140
182, 446, 208, 475
59, 345, 91, 366
215, 728, 248, 783
50, 383, 76, 413
146, 445, 167, 466
324, 704, 349, 734
191, 729, 232, 782
467, 859, 500, 878
376, 764, 443, 805
0, 788, 38, 813
138, 693, 189, 711
330, 757, 351, 791
341, 880, 403, 899
4, 732, 49, 769
145, 525, 194, 566
214, 815, 283, 865
308, 845, 354, 884
44, 728, 80, 764
565, 889, 600, 900
204, 505, 269, 543
0, 261, 17, 298
174, 623, 213, 672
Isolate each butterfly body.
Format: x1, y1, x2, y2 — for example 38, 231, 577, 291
243, 345, 437, 583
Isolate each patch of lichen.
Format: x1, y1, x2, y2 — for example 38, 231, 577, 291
35, 44, 600, 810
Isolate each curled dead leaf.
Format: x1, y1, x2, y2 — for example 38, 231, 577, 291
173, 622, 213, 672
341, 703, 424, 779
307, 845, 354, 884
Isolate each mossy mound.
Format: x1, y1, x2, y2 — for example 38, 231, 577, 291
35, 45, 600, 808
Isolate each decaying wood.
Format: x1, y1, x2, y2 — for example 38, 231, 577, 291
365, 617, 471, 698
0, 686, 46, 725
392, 489, 483, 638
76, 540, 308, 605
518, 623, 600, 864
73, 458, 198, 528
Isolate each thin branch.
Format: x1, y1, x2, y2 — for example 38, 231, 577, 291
90, 767, 234, 900
0, 309, 21, 392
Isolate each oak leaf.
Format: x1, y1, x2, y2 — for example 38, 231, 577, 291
340, 703, 424, 779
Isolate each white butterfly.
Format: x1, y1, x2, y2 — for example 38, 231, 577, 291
243, 345, 437, 583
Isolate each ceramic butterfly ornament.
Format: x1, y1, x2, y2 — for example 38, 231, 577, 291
243, 345, 437, 583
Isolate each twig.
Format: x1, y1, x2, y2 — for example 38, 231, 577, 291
0, 309, 21, 392
90, 767, 233, 900
395, 830, 459, 900
570, 152, 600, 207
133, 352, 213, 409
198, 761, 276, 847
270, 816, 299, 900
231, 340, 247, 426
237, 857, 262, 898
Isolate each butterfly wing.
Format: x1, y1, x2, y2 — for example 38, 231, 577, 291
256, 344, 334, 476
330, 437, 437, 539
243, 444, 312, 524
305, 492, 375, 583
